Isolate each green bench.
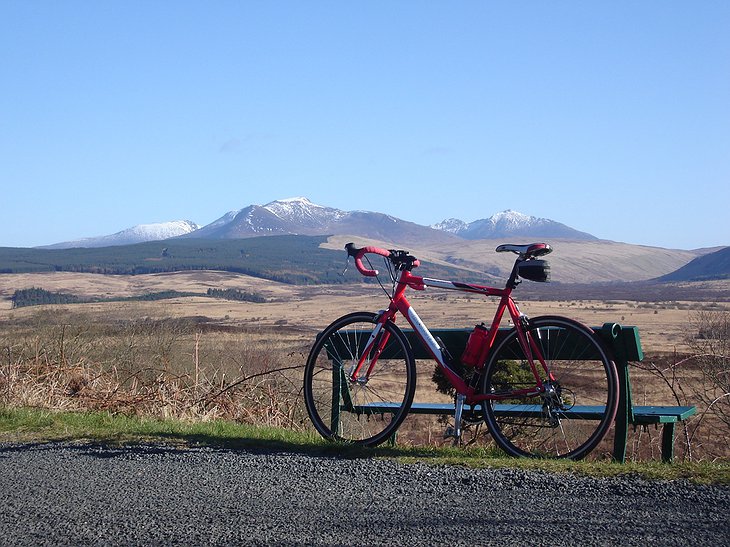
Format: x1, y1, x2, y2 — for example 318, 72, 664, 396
344, 324, 696, 462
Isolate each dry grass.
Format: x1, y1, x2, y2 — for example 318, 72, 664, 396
0, 270, 728, 461
0, 309, 311, 431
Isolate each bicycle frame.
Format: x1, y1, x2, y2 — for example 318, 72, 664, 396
349, 266, 555, 405
307, 242, 618, 457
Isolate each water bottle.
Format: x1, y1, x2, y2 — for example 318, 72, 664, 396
461, 323, 489, 367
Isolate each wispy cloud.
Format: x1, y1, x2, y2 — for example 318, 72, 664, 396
219, 138, 242, 154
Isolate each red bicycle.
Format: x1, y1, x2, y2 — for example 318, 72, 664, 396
303, 242, 619, 459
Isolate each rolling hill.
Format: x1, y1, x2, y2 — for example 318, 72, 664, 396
658, 247, 730, 281
6, 197, 725, 284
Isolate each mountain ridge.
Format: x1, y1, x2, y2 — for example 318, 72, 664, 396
183, 198, 457, 245
28, 197, 727, 282
43, 197, 596, 249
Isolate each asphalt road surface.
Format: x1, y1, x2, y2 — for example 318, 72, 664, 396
0, 442, 728, 546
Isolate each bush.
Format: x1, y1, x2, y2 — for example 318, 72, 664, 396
687, 311, 730, 446
11, 288, 81, 308
206, 288, 266, 303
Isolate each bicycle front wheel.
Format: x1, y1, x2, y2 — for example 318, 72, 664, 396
304, 312, 416, 446
481, 316, 618, 459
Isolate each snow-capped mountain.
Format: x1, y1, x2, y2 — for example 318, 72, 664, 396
190, 198, 352, 239
40, 198, 598, 249
187, 198, 597, 244
432, 210, 597, 241
41, 220, 201, 249
25, 197, 720, 283
185, 198, 457, 244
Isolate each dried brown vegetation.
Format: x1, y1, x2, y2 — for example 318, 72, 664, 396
0, 310, 311, 431
631, 310, 730, 461
0, 271, 728, 461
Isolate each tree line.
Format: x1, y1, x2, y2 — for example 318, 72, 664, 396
11, 287, 266, 308
206, 288, 266, 303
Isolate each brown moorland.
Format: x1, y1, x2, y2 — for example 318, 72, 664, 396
0, 270, 727, 461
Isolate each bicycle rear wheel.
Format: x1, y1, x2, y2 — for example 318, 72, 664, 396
481, 316, 618, 459
304, 312, 416, 446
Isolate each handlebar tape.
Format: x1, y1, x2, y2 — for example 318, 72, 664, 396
345, 243, 391, 277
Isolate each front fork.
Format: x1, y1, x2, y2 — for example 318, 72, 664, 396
520, 316, 568, 423
348, 310, 392, 383
517, 314, 558, 387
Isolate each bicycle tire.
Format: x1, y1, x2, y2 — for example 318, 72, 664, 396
481, 316, 618, 459
304, 312, 416, 446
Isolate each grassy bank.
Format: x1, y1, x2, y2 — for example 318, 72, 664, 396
2, 406, 728, 485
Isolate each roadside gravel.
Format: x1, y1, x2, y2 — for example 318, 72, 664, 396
0, 442, 727, 546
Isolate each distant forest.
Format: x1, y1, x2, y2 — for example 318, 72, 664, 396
206, 288, 266, 303
0, 235, 473, 285
0, 235, 346, 283
11, 287, 267, 309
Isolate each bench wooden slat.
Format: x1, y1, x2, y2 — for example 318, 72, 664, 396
632, 406, 697, 424
350, 402, 697, 423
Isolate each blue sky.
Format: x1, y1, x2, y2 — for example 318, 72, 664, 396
1, 1, 728, 250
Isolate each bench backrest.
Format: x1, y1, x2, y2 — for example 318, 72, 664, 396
400, 323, 643, 363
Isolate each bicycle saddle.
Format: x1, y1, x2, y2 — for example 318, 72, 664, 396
496, 243, 552, 257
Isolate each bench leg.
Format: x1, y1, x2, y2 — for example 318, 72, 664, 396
661, 423, 676, 463
331, 365, 341, 435
612, 362, 631, 463
613, 414, 628, 463
388, 430, 397, 446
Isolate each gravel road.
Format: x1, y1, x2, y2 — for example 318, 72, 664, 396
0, 442, 728, 546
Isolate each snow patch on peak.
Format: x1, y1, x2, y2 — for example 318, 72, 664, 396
482, 210, 542, 230
264, 197, 322, 211
277, 197, 314, 204
263, 197, 347, 224
431, 218, 468, 234
124, 220, 201, 240
491, 209, 533, 223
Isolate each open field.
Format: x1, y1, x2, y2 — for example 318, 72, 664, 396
1, 270, 727, 351
1, 271, 728, 461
